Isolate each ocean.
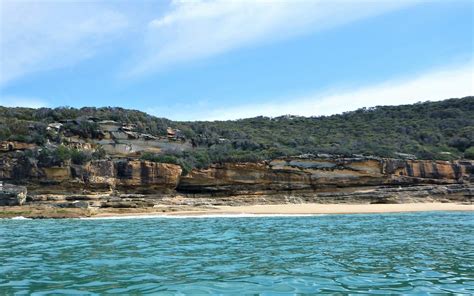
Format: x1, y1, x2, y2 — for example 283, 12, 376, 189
1, 212, 473, 294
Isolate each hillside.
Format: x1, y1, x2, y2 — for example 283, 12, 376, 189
0, 96, 473, 174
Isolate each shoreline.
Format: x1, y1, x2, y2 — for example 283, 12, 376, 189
1, 202, 472, 219
86, 202, 474, 219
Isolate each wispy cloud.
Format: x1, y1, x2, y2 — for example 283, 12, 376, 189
0, 96, 49, 108
155, 63, 473, 121
0, 0, 419, 84
127, 0, 416, 77
0, 1, 128, 86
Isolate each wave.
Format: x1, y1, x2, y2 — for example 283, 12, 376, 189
11, 216, 32, 220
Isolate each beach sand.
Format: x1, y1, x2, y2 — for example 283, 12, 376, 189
2, 203, 472, 219
94, 202, 473, 218
210, 203, 473, 215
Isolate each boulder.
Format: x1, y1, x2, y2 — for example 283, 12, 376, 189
57, 200, 90, 209
0, 183, 27, 206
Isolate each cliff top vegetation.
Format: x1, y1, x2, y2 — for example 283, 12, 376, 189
1, 97, 473, 168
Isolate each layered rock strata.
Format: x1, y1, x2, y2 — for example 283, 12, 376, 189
0, 154, 472, 208
0, 155, 182, 194
178, 157, 473, 195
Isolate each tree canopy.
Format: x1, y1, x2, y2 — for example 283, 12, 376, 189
1, 96, 473, 163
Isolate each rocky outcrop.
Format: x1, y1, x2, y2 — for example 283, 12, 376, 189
0, 141, 36, 152
0, 153, 472, 208
383, 159, 471, 183
0, 183, 27, 206
178, 156, 473, 195
23, 183, 474, 210
165, 184, 474, 206
82, 160, 182, 192
0, 156, 182, 194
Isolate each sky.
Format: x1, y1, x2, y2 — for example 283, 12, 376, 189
0, 0, 472, 121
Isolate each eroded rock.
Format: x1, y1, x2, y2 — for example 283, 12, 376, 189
0, 153, 472, 205
178, 157, 472, 195
0, 183, 27, 206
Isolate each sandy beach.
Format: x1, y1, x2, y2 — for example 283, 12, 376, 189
92, 202, 473, 218
210, 203, 474, 215
2, 202, 472, 219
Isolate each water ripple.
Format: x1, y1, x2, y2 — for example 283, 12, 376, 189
0, 212, 473, 294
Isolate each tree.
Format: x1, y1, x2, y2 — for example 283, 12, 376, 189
464, 147, 474, 160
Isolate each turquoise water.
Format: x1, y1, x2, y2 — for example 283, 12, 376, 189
0, 212, 473, 295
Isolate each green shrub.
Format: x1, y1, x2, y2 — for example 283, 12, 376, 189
1, 97, 473, 166
37, 146, 91, 166
54, 145, 72, 162
140, 153, 179, 164
464, 147, 474, 159
70, 149, 91, 165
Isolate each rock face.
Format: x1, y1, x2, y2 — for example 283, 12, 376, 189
0, 153, 472, 207
178, 156, 473, 195
82, 160, 182, 192
0, 183, 27, 206
0, 156, 182, 194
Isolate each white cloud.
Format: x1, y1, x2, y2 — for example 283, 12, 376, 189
127, 0, 417, 76
0, 0, 418, 83
0, 96, 48, 108
0, 1, 128, 86
163, 63, 473, 121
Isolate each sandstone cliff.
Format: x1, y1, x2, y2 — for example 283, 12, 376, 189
178, 156, 472, 195
0, 153, 472, 208
0, 154, 182, 194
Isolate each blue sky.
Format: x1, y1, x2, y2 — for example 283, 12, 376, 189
0, 0, 472, 121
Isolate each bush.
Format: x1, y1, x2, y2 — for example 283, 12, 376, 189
1, 97, 473, 167
37, 147, 68, 167
37, 146, 92, 166
140, 153, 179, 164
140, 151, 210, 176
71, 149, 91, 165
464, 147, 474, 159
54, 145, 72, 162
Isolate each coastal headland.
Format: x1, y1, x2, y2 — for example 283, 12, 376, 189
0, 99, 473, 218
1, 154, 472, 218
